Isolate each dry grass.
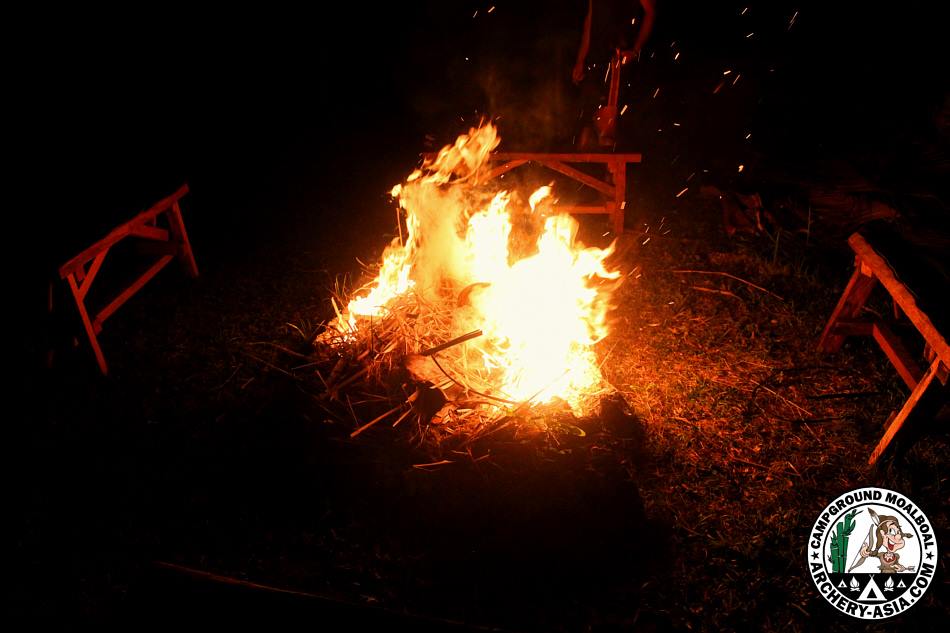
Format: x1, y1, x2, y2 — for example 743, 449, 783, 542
251, 202, 948, 631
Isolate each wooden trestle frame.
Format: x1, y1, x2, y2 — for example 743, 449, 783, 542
58, 184, 198, 374
426, 152, 642, 235
819, 232, 949, 464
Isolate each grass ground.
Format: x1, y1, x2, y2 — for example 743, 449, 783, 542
20, 182, 948, 632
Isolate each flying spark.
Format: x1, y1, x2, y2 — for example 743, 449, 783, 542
676, 187, 688, 198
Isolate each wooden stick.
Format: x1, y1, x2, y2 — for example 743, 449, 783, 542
691, 285, 741, 300
419, 329, 483, 356
412, 459, 454, 470
667, 269, 785, 301
391, 408, 414, 428
350, 404, 403, 438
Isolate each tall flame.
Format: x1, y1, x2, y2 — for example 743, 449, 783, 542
334, 124, 620, 411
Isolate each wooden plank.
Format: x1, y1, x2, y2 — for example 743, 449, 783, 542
92, 255, 174, 333
78, 249, 109, 301
818, 263, 877, 352
129, 224, 170, 241
869, 359, 941, 465
492, 152, 642, 163
67, 273, 108, 374
169, 201, 199, 277
480, 159, 527, 182
830, 319, 874, 337
552, 205, 609, 214
58, 184, 189, 278
849, 233, 950, 367
60, 224, 133, 278
538, 159, 615, 197
423, 152, 643, 164
872, 322, 924, 390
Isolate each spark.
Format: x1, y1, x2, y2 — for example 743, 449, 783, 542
620, 201, 627, 209
631, 17, 637, 25
745, 132, 752, 140
788, 10, 798, 30
723, 69, 732, 75
686, 172, 695, 182
653, 87, 660, 98
732, 73, 741, 85
746, 32, 754, 38
620, 104, 629, 115
673, 122, 681, 127
674, 52, 680, 61
676, 187, 688, 198
488, 5, 495, 13
642, 236, 651, 246
713, 81, 724, 94
738, 164, 744, 173
741, 7, 749, 15
473, 10, 478, 18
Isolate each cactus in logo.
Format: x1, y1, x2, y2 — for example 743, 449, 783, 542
829, 509, 859, 573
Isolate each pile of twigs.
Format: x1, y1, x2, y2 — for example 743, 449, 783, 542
280, 281, 596, 459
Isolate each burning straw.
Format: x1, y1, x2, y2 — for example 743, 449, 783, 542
302, 124, 623, 454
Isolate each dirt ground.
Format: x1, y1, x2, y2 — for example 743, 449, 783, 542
19, 178, 949, 631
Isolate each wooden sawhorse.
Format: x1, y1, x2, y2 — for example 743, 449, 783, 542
424, 152, 642, 235
58, 184, 198, 374
819, 232, 949, 464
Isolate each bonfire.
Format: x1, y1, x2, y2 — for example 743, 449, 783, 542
310, 124, 623, 453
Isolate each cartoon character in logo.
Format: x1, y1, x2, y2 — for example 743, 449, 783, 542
850, 509, 917, 573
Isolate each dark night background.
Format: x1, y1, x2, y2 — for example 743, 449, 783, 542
13, 0, 949, 629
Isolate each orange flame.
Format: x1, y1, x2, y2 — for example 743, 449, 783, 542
334, 124, 620, 411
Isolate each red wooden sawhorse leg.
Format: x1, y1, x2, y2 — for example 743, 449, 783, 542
818, 258, 877, 352
65, 250, 110, 374
168, 200, 199, 277
869, 359, 943, 465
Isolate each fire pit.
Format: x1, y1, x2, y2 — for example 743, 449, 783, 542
305, 124, 628, 456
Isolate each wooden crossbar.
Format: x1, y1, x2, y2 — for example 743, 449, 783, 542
819, 232, 948, 464
58, 184, 197, 374
421, 151, 642, 235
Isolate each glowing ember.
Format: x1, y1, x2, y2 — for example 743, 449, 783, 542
330, 124, 620, 411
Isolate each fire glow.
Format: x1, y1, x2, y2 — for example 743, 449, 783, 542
330, 124, 620, 411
